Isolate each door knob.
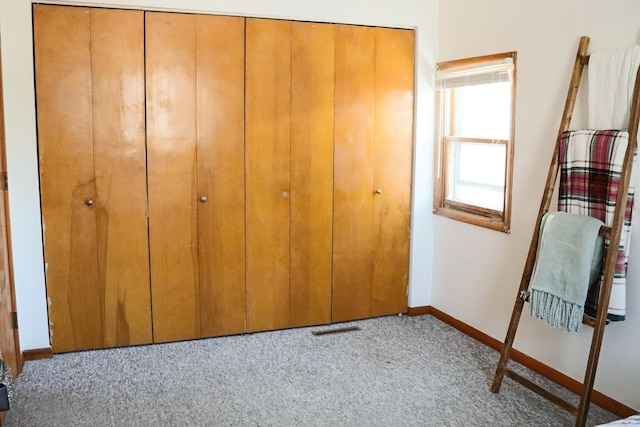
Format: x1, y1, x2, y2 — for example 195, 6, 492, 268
85, 199, 94, 207
375, 188, 382, 195
199, 196, 207, 203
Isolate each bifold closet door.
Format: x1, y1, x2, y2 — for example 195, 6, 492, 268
34, 5, 152, 352
333, 25, 414, 322
246, 18, 292, 332
196, 15, 246, 338
246, 19, 334, 331
289, 22, 335, 327
333, 25, 376, 322
370, 28, 414, 316
146, 12, 198, 343
35, 6, 411, 350
146, 12, 246, 343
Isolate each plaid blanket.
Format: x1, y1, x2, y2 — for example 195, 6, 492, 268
558, 129, 635, 321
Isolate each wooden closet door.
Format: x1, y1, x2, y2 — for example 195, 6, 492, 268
34, 5, 151, 352
196, 15, 246, 337
289, 22, 335, 327
91, 9, 151, 347
245, 18, 292, 332
333, 25, 414, 322
0, 44, 20, 374
332, 24, 376, 322
146, 12, 199, 343
371, 28, 414, 316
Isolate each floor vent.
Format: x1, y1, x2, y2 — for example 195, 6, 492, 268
311, 326, 361, 336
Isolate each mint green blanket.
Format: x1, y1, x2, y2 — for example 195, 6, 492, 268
529, 212, 604, 332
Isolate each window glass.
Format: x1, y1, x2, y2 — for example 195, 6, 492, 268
454, 83, 511, 139
447, 141, 505, 211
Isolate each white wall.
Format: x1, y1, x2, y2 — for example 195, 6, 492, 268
436, 0, 640, 410
0, 0, 438, 350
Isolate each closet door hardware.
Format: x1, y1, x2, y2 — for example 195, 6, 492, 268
375, 188, 382, 195
85, 199, 94, 206
199, 196, 207, 203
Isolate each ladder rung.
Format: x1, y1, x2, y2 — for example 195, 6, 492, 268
598, 225, 612, 237
582, 313, 596, 328
537, 217, 609, 236
582, 313, 610, 328
519, 293, 610, 328
503, 368, 578, 416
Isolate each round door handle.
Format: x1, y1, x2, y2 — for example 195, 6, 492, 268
375, 188, 382, 195
200, 196, 207, 203
85, 199, 94, 207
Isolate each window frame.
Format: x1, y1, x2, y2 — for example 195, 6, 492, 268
433, 51, 517, 233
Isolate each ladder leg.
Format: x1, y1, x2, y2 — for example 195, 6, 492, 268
574, 328, 603, 426
491, 210, 545, 393
576, 64, 640, 425
491, 293, 526, 392
575, 260, 619, 426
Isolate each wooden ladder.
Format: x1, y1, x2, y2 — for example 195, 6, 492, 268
490, 36, 640, 427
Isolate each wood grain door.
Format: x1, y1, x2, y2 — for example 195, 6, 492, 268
196, 15, 246, 337
333, 24, 377, 322
245, 18, 292, 332
370, 28, 414, 316
289, 22, 335, 327
146, 12, 200, 343
0, 44, 20, 375
332, 25, 414, 322
147, 12, 247, 342
34, 5, 152, 352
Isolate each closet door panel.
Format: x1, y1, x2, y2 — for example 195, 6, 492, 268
196, 15, 246, 337
246, 18, 292, 332
289, 22, 334, 327
90, 9, 152, 347
34, 5, 101, 352
146, 12, 200, 343
371, 28, 414, 316
35, 5, 152, 352
332, 25, 376, 322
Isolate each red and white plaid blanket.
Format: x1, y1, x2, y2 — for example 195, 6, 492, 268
558, 129, 635, 321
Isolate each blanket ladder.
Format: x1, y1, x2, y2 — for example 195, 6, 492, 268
490, 36, 640, 427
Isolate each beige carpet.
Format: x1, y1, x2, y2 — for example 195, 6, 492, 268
5, 315, 618, 426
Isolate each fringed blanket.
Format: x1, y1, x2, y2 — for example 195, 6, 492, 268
558, 129, 635, 321
529, 212, 604, 332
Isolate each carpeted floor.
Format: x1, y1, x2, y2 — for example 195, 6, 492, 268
5, 315, 619, 426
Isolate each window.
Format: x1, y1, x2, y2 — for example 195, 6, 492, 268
434, 51, 517, 233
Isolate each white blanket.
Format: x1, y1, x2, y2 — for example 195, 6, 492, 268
588, 45, 640, 130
